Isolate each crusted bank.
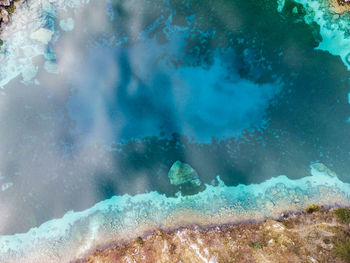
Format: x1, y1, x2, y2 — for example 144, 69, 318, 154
81, 207, 350, 263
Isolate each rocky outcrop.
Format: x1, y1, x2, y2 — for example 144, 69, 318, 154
338, 0, 350, 5
331, 0, 350, 13
0, 0, 23, 35
81, 207, 350, 263
0, 8, 9, 24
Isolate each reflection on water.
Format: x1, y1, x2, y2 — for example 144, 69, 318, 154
68, 43, 278, 143
0, 0, 350, 238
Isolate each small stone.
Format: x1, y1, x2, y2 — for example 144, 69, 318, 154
0, 0, 11, 7
0, 8, 9, 24
265, 200, 274, 210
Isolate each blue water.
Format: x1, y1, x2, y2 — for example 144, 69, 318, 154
0, 0, 350, 260
68, 44, 278, 143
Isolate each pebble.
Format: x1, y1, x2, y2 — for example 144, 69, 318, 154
0, 8, 9, 24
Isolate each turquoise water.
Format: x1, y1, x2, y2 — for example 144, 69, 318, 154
0, 0, 350, 261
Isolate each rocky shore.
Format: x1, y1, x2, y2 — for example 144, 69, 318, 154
0, 0, 22, 38
330, 0, 350, 13
338, 0, 350, 5
81, 206, 350, 263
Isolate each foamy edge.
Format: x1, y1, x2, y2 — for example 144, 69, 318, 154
0, 164, 349, 262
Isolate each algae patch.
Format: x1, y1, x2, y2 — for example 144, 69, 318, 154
335, 208, 350, 224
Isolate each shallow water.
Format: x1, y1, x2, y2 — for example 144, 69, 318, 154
0, 0, 350, 260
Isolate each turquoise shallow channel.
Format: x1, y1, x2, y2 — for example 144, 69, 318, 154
0, 0, 350, 261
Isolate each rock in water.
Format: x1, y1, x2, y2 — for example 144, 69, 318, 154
311, 163, 337, 177
168, 161, 201, 186
0, 8, 9, 24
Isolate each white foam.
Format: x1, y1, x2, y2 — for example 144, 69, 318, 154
0, 0, 90, 88
59, 18, 75, 31
286, 0, 350, 70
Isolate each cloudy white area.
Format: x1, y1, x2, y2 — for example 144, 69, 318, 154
0, 0, 118, 235
0, 0, 280, 236
68, 30, 279, 144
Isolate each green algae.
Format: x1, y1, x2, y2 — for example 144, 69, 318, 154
251, 241, 262, 248
135, 236, 144, 245
334, 208, 350, 224
6, 2, 16, 14
305, 204, 322, 213
334, 237, 350, 262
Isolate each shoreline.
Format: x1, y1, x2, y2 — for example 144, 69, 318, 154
0, 163, 349, 262
76, 206, 335, 259
81, 206, 350, 263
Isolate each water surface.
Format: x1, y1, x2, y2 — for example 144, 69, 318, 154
0, 0, 349, 256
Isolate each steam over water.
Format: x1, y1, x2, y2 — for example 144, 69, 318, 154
0, 0, 350, 261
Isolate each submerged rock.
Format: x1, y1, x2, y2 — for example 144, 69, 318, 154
311, 162, 337, 177
168, 161, 201, 186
